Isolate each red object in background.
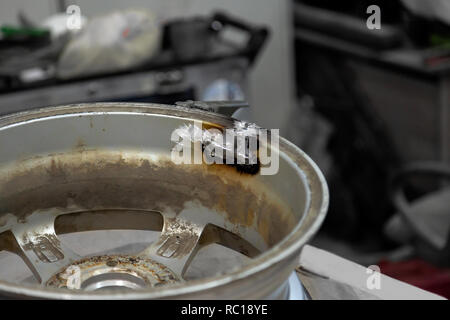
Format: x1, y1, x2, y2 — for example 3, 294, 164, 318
378, 259, 450, 299
122, 28, 130, 38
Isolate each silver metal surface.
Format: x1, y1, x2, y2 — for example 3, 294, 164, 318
175, 100, 249, 116
0, 103, 328, 299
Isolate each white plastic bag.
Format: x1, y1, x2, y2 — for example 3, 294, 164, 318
57, 9, 161, 79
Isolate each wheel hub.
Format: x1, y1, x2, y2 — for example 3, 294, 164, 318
47, 255, 180, 290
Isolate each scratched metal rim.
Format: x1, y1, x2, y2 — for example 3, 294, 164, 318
0, 103, 328, 299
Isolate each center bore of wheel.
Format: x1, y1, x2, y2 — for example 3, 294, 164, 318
46, 255, 181, 290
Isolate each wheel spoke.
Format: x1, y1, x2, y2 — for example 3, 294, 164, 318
10, 210, 80, 284
140, 212, 207, 278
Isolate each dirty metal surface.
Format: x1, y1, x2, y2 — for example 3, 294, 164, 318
47, 255, 180, 290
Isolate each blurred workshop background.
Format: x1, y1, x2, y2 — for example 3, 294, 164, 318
0, 0, 449, 297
